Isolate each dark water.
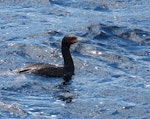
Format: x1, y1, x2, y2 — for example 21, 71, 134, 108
0, 0, 150, 118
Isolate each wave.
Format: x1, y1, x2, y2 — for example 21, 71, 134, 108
0, 0, 50, 7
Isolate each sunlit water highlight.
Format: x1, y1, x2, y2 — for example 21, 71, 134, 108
0, 0, 150, 119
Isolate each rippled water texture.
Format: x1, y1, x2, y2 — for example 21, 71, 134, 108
0, 0, 150, 119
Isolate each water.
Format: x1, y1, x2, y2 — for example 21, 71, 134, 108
0, 0, 150, 118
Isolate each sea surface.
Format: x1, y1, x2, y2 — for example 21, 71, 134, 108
0, 0, 150, 119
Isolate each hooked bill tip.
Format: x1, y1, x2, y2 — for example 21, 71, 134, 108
77, 36, 85, 42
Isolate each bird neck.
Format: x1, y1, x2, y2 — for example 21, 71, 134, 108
62, 44, 74, 76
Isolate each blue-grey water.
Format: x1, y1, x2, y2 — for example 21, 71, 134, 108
0, 0, 150, 119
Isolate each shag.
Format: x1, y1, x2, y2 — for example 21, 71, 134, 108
15, 35, 78, 80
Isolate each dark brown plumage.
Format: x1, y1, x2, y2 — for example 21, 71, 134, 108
15, 35, 78, 80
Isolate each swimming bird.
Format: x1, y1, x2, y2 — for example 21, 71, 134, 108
15, 35, 78, 81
